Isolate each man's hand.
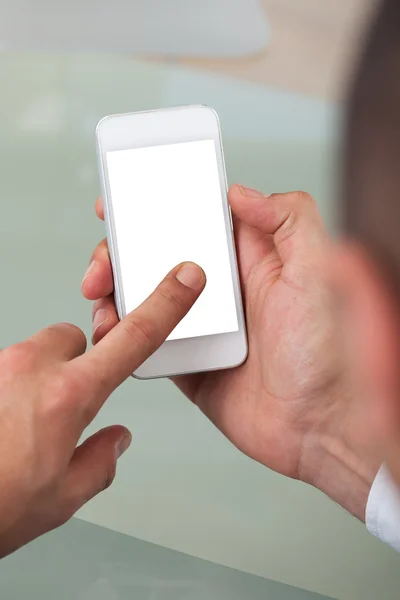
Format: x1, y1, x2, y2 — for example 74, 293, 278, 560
84, 185, 382, 520
0, 261, 205, 558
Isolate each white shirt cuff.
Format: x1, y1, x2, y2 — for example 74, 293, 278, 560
366, 464, 400, 552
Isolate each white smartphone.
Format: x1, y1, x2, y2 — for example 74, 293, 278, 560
96, 105, 248, 379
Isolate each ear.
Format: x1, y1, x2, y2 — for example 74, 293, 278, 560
333, 242, 400, 485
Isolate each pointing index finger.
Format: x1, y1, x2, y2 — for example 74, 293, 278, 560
73, 262, 205, 423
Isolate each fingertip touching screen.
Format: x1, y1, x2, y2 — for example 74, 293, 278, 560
106, 139, 239, 341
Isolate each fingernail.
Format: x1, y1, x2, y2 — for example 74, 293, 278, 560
92, 308, 108, 336
238, 185, 266, 198
82, 260, 96, 285
116, 433, 132, 459
176, 262, 205, 290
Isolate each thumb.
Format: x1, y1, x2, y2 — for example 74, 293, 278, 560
229, 185, 327, 265
59, 425, 131, 522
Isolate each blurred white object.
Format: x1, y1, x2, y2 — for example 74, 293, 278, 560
0, 0, 270, 57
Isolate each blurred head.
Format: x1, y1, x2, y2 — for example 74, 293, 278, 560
339, 0, 400, 481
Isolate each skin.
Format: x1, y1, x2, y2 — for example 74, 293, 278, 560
332, 244, 400, 489
83, 185, 383, 521
340, 0, 400, 491
0, 261, 205, 558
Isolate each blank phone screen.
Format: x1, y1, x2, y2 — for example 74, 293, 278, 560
106, 139, 239, 341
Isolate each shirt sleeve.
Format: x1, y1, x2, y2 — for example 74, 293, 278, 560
366, 464, 400, 552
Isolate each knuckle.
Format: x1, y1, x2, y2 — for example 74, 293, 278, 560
290, 191, 325, 230
56, 322, 84, 335
56, 322, 87, 349
43, 368, 84, 415
293, 190, 316, 208
49, 371, 74, 400
276, 191, 318, 243
2, 341, 37, 373
156, 282, 185, 313
123, 315, 157, 350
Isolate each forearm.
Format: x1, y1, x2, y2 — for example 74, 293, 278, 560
299, 403, 382, 521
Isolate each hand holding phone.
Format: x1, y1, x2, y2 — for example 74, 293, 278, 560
96, 105, 248, 379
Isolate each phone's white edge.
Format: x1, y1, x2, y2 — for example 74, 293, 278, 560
95, 129, 125, 325
96, 105, 248, 380
95, 104, 208, 138
133, 350, 248, 381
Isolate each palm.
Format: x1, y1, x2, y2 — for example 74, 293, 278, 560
175, 199, 341, 479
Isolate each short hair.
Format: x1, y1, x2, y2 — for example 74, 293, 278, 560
345, 0, 400, 290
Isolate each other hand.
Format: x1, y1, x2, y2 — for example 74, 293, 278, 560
0, 261, 205, 557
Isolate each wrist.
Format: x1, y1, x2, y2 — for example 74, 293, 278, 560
299, 399, 382, 521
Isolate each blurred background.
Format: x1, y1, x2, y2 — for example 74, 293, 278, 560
1, 1, 400, 599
